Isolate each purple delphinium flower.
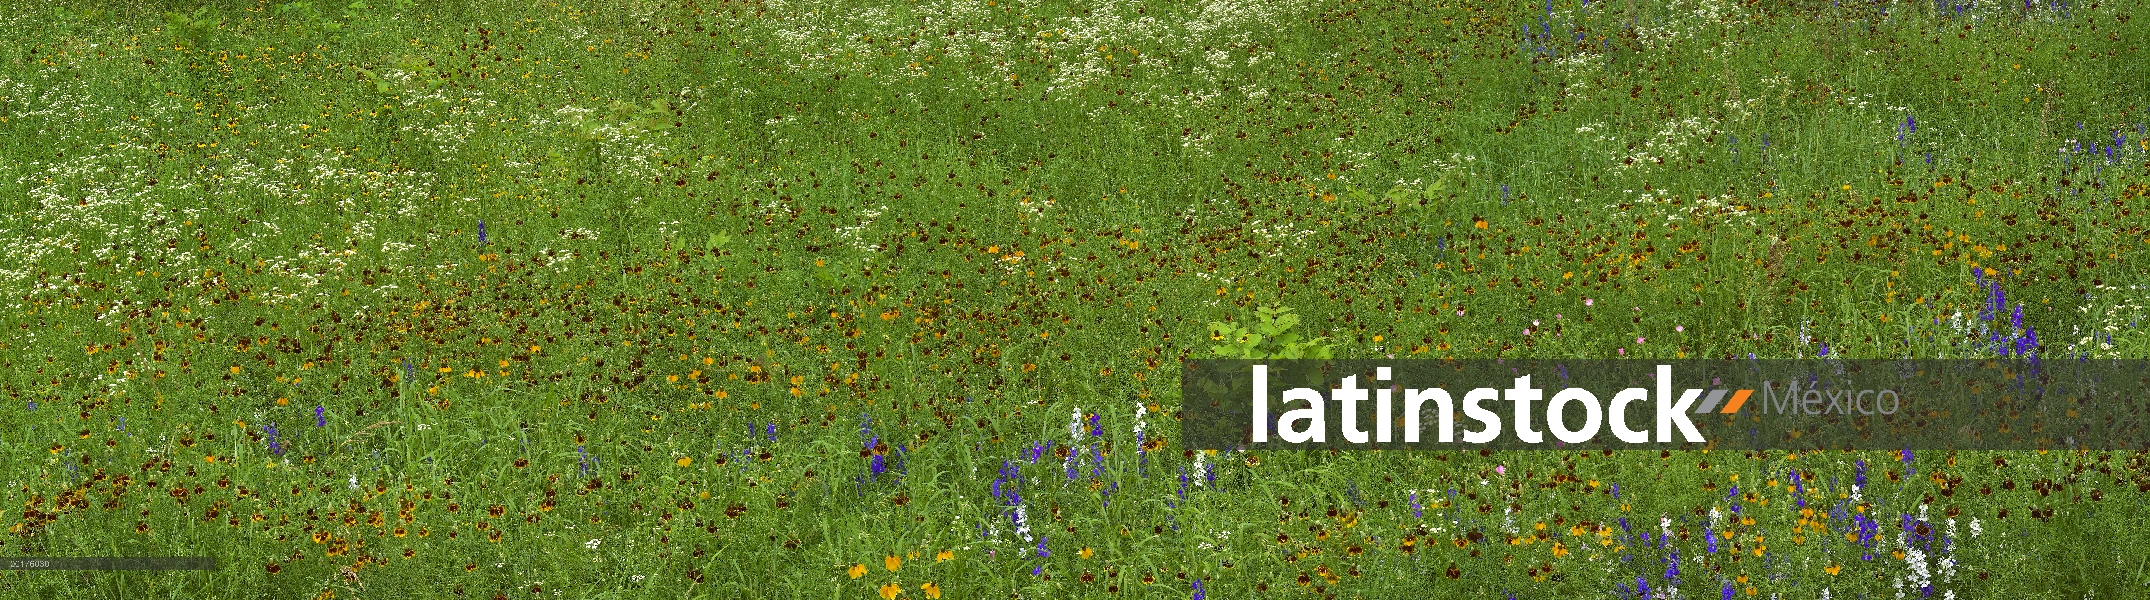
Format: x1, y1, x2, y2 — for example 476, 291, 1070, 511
315, 405, 326, 427
1855, 513, 1880, 557
1409, 492, 1423, 519
263, 422, 284, 455
1855, 459, 1868, 488
766, 423, 777, 442
477, 220, 488, 244
1036, 537, 1051, 558
1901, 514, 1937, 550
1705, 524, 1718, 553
1191, 579, 1206, 600
1722, 581, 1736, 600
870, 454, 887, 475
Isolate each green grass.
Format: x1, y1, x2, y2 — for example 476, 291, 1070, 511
2, 0, 2148, 597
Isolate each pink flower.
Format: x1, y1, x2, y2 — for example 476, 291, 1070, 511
1637, 336, 1646, 344
1523, 329, 1532, 336
1675, 325, 1684, 333
1584, 298, 1594, 306
1618, 348, 1626, 355
1495, 465, 1506, 476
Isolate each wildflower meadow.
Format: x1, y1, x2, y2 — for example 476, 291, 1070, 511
1, 0, 2148, 598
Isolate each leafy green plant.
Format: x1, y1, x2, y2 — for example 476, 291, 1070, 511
348, 65, 393, 94
52, 7, 111, 34
163, 8, 219, 49
1340, 171, 1460, 208
274, 1, 340, 33
607, 98, 681, 135
278, 0, 411, 34
1208, 304, 1335, 359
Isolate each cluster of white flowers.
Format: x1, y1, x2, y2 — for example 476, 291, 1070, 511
393, 88, 499, 155
724, 0, 1310, 116
1612, 115, 1721, 173
833, 204, 886, 253
1612, 188, 1755, 228
525, 104, 664, 184
1627, 0, 1746, 53
1067, 406, 1085, 442
2, 54, 460, 304
1132, 401, 1148, 437
2073, 285, 2146, 359
1012, 505, 1031, 542
1246, 219, 1314, 253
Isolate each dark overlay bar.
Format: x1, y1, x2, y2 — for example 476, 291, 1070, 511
1181, 359, 2150, 451
0, 557, 216, 571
